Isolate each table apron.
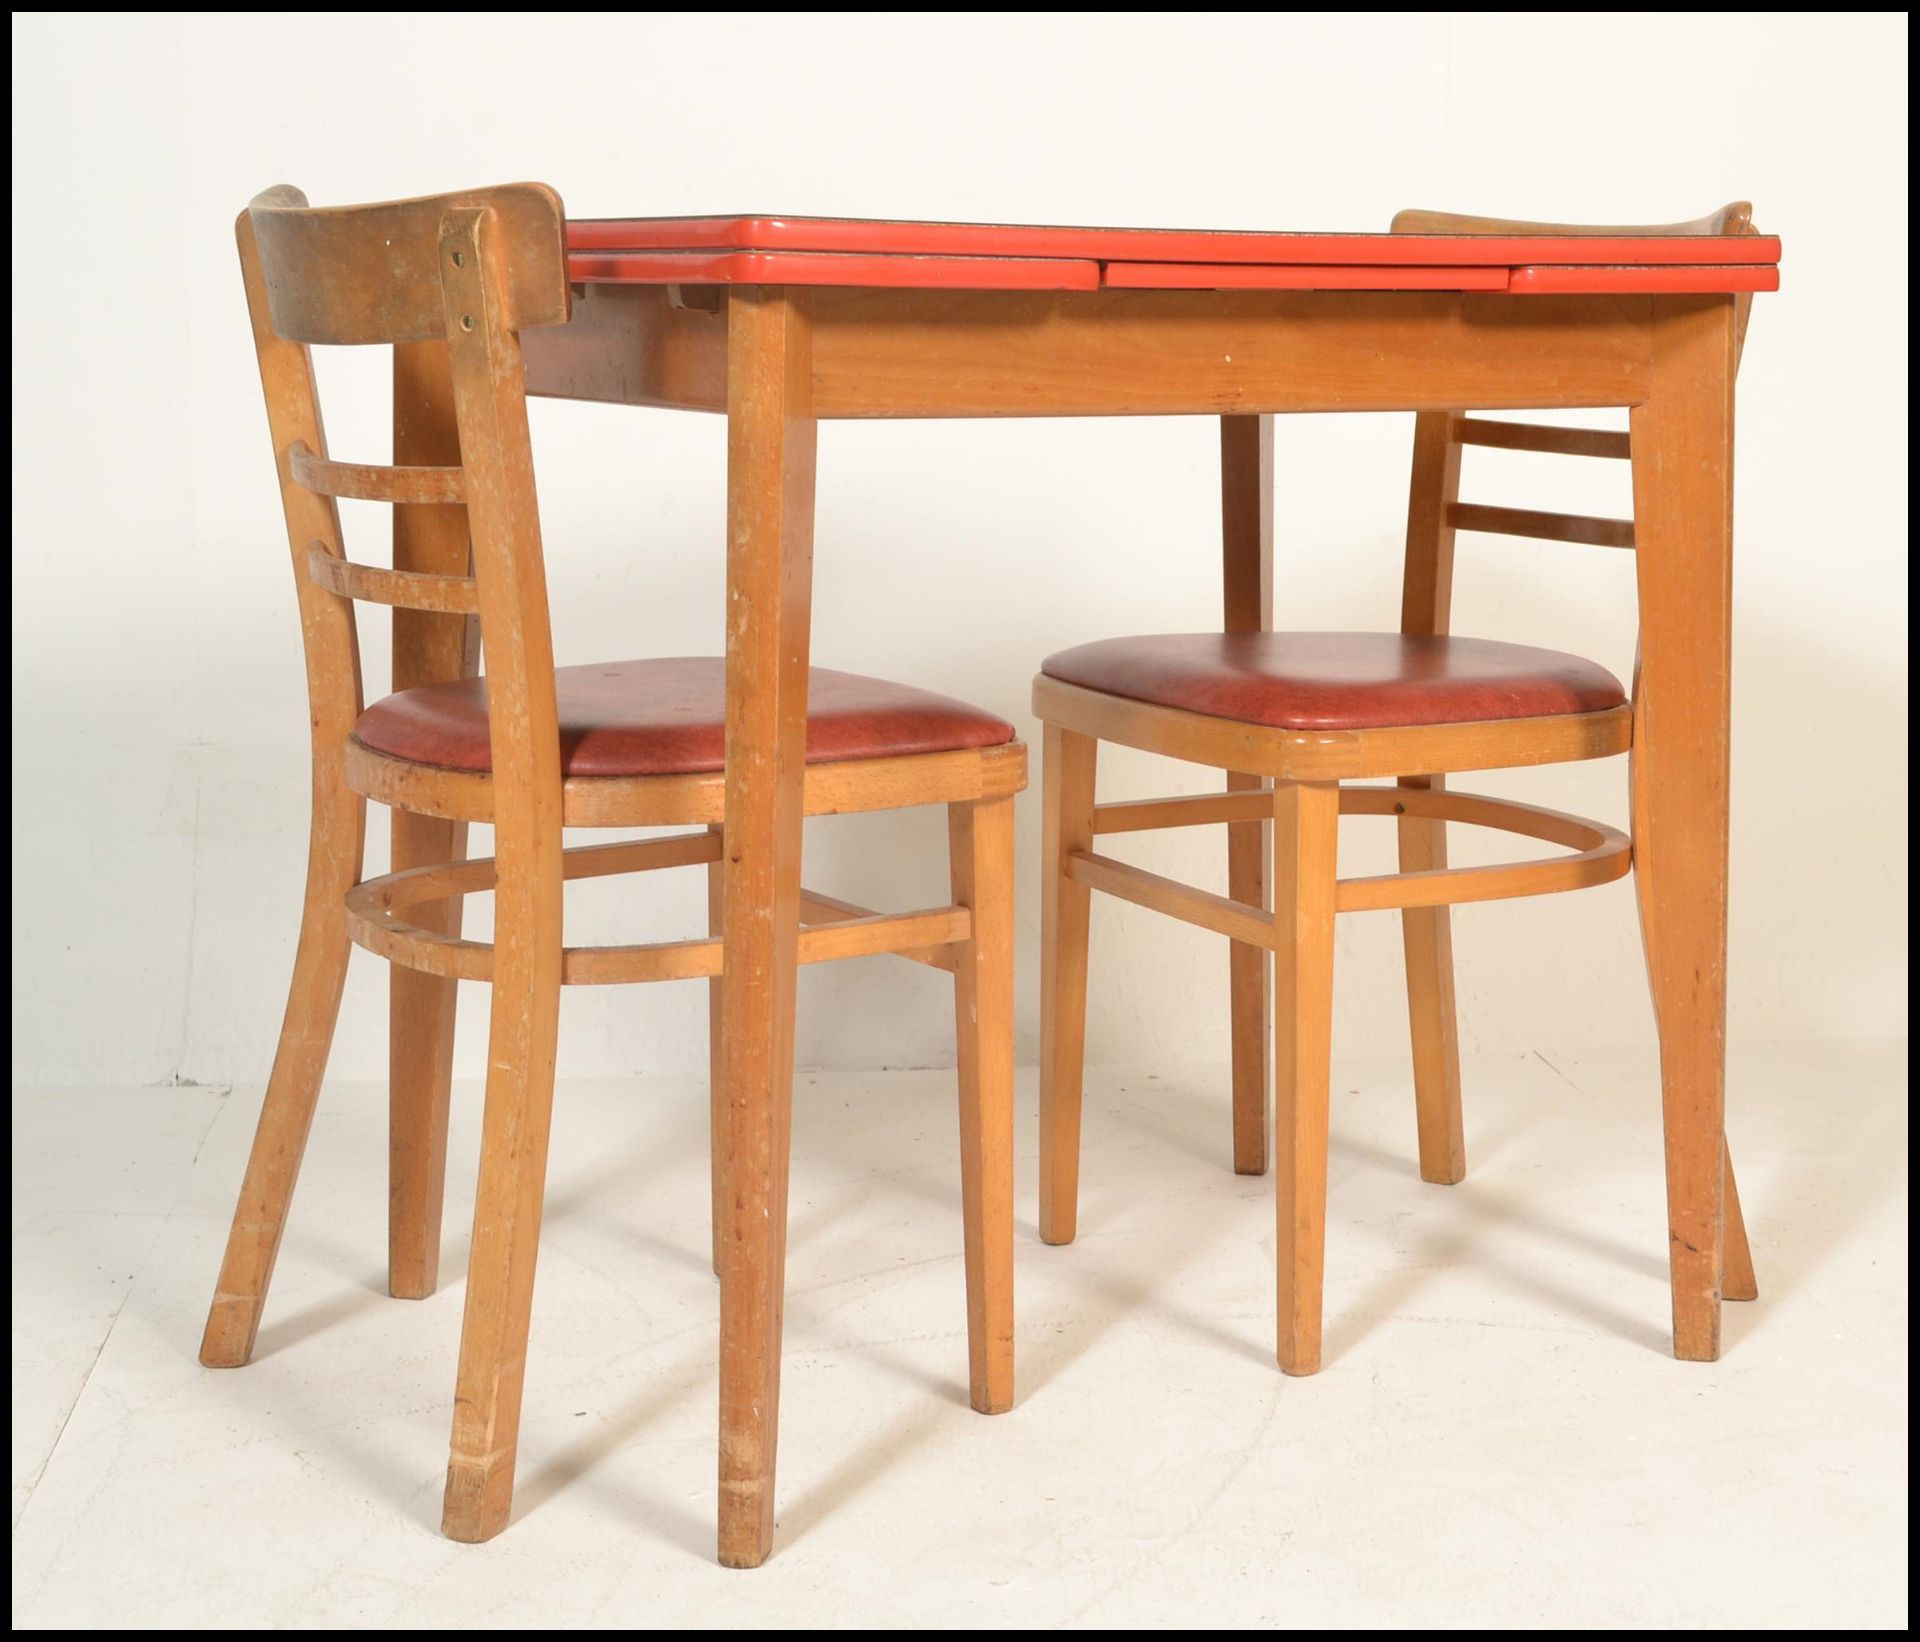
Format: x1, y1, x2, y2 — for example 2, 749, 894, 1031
523, 284, 1663, 417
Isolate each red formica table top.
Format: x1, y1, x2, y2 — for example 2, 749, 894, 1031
564, 214, 1782, 295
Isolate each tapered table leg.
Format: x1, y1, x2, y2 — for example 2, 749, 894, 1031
388, 340, 478, 1300
715, 287, 817, 1569
1629, 295, 1739, 1362
1221, 414, 1274, 1176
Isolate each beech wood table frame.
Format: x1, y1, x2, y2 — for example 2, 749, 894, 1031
385, 216, 1776, 1568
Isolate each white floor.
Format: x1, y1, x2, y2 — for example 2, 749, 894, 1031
10, 1041, 1909, 1628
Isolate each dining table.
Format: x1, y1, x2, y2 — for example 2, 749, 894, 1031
384, 211, 1780, 1566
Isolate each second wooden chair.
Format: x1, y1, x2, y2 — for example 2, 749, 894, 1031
1033, 206, 1761, 1376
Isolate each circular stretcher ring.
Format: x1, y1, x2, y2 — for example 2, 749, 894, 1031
1332, 785, 1630, 913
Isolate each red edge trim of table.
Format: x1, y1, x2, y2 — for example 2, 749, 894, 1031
563, 215, 1780, 295
569, 249, 1102, 292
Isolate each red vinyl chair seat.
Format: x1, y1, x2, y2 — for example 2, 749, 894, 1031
354, 656, 1016, 777
1039, 632, 1626, 730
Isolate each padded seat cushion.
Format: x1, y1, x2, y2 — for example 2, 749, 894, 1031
1040, 632, 1626, 730
354, 657, 1016, 777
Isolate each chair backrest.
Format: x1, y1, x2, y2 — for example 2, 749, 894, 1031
236, 183, 570, 859
1389, 204, 1759, 637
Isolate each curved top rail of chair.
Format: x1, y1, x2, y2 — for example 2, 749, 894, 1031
247, 181, 569, 344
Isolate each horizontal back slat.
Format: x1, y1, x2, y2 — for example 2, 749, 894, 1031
307, 545, 480, 613
249, 183, 569, 345
289, 441, 467, 504
1448, 502, 1635, 550
1454, 419, 1629, 460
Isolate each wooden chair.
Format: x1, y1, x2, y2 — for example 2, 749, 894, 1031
200, 184, 1023, 1544
1033, 204, 1760, 1375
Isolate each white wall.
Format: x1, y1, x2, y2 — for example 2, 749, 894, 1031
10, 13, 1908, 1088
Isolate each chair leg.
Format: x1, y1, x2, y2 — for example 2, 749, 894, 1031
440, 848, 564, 1545
949, 796, 1016, 1414
200, 773, 365, 1369
1038, 724, 1098, 1246
388, 812, 467, 1300
1226, 773, 1271, 1176
1722, 1144, 1758, 1302
1396, 775, 1467, 1185
706, 822, 726, 1277
1273, 781, 1340, 1376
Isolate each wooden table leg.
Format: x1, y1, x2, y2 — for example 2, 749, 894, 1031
388, 341, 479, 1301
1629, 295, 1738, 1361
1221, 414, 1273, 1177
1037, 725, 1098, 1246
716, 287, 817, 1569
